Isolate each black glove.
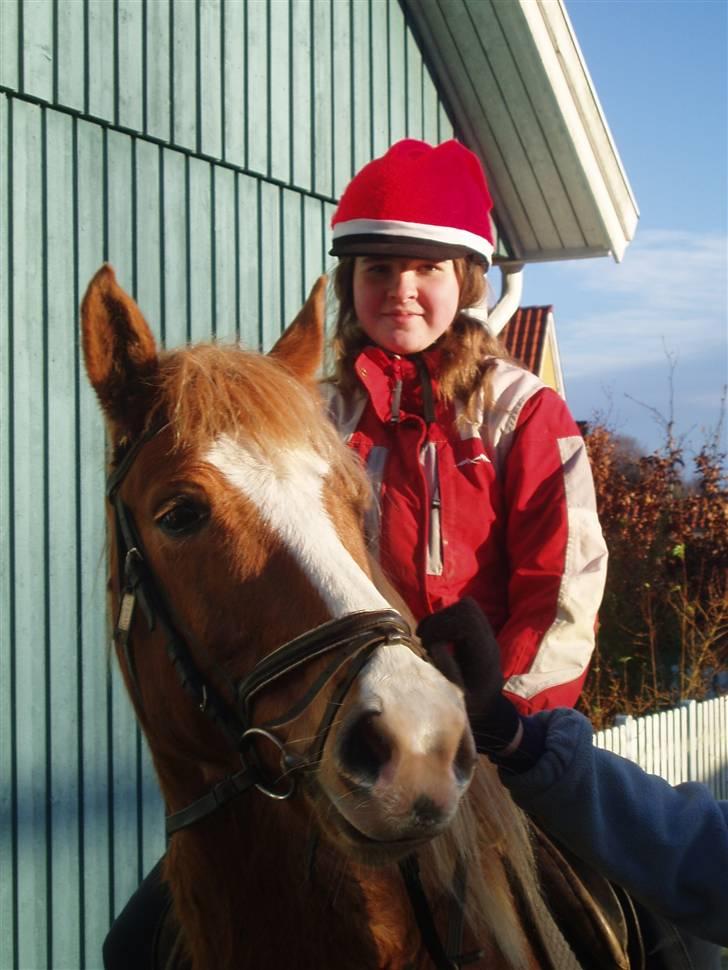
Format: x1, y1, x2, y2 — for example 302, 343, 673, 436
417, 598, 521, 756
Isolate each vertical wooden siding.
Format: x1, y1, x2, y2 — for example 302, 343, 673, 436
0, 1, 454, 967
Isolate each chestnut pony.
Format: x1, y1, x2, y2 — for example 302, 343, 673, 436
81, 266, 572, 970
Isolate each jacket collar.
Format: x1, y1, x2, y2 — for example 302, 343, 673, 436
353, 345, 442, 423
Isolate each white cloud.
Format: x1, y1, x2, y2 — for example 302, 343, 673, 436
552, 229, 728, 378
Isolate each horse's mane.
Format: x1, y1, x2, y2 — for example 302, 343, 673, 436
425, 767, 539, 967
151, 341, 540, 968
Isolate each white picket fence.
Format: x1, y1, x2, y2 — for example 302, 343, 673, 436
595, 696, 728, 800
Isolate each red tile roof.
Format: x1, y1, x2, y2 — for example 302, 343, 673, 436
500, 306, 553, 376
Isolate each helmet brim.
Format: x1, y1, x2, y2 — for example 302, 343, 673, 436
329, 234, 489, 266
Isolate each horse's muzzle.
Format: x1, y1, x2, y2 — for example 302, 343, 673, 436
317, 644, 476, 851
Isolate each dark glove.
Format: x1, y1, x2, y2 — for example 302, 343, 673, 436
417, 598, 521, 755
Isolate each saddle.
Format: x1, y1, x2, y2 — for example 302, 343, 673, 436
526, 823, 641, 969
526, 823, 714, 970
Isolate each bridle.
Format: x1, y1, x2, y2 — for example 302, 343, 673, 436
106, 421, 476, 969
106, 422, 412, 835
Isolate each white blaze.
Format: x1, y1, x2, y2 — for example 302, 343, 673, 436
357, 642, 466, 752
205, 435, 390, 617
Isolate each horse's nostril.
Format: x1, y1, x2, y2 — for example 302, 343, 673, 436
411, 795, 443, 827
454, 729, 477, 785
338, 711, 391, 787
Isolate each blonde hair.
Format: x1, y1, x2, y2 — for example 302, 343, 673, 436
329, 256, 510, 424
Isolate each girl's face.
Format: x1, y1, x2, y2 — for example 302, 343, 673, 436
352, 257, 460, 355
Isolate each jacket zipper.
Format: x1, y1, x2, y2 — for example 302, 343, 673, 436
423, 439, 443, 576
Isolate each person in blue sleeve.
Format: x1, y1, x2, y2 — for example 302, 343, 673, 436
417, 598, 728, 951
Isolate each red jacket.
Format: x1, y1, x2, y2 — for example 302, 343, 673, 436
324, 346, 607, 714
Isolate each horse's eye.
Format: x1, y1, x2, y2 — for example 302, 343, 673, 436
156, 499, 210, 537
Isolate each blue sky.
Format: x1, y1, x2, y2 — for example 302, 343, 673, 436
522, 0, 727, 459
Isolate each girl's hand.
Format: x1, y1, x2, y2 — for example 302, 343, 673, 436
417, 599, 521, 755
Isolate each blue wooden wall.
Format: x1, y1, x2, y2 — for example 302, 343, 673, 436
0, 1, 454, 967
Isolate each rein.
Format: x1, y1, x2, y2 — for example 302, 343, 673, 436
106, 423, 471, 970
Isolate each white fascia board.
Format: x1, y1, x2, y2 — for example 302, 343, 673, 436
545, 310, 567, 400
519, 0, 639, 262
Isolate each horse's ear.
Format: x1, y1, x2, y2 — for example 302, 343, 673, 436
269, 276, 326, 383
81, 264, 160, 439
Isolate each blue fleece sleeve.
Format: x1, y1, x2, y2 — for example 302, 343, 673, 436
499, 708, 728, 946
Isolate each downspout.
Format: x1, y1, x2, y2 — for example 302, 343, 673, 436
486, 261, 525, 336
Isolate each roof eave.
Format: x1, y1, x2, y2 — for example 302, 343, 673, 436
401, 0, 639, 265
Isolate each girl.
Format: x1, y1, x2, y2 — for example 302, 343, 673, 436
324, 138, 607, 715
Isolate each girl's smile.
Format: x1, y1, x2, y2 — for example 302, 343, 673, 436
353, 257, 460, 355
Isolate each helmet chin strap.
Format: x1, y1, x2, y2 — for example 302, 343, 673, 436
412, 353, 437, 425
